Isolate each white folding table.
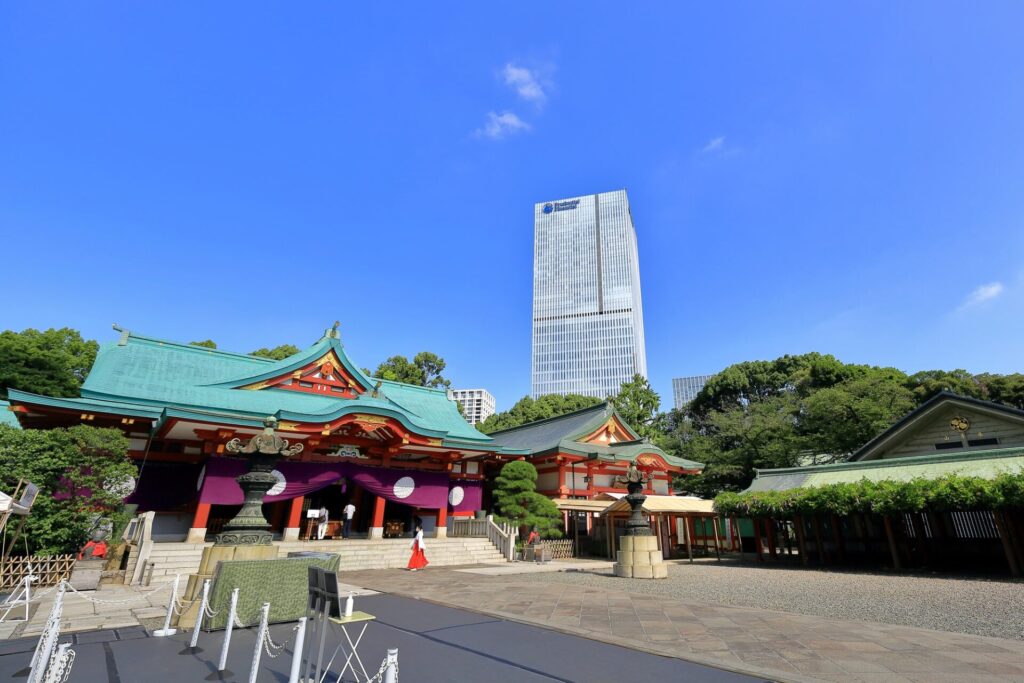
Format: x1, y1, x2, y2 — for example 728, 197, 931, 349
322, 611, 376, 682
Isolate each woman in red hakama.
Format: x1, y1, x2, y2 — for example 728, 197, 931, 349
407, 523, 429, 571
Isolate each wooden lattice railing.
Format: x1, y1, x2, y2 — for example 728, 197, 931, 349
538, 539, 575, 559
0, 555, 76, 590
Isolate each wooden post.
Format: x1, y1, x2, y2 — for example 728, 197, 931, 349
753, 518, 764, 562
574, 510, 580, 558
883, 516, 902, 571
993, 511, 1021, 578
370, 495, 386, 539
813, 516, 827, 565
605, 513, 612, 559
793, 516, 808, 566
910, 513, 928, 567
765, 518, 778, 561
830, 515, 846, 564
712, 516, 721, 561
683, 515, 693, 563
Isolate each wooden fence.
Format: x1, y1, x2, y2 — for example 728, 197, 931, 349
0, 555, 76, 590
539, 539, 575, 559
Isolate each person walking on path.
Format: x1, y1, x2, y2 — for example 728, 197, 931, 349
407, 523, 429, 571
316, 505, 329, 540
342, 501, 356, 539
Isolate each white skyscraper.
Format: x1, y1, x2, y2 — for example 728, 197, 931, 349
449, 388, 496, 425
531, 189, 647, 399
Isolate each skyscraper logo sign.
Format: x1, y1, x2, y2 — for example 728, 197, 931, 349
542, 199, 580, 214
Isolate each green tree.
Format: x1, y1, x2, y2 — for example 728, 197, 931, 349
492, 460, 562, 539
612, 374, 662, 438
905, 369, 984, 402
0, 328, 99, 399
978, 373, 1024, 409
801, 373, 916, 456
0, 424, 135, 555
477, 394, 603, 434
368, 351, 452, 388
190, 339, 217, 349
413, 352, 450, 388
250, 344, 300, 360
372, 355, 425, 385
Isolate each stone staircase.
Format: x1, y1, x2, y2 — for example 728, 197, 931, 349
136, 537, 504, 583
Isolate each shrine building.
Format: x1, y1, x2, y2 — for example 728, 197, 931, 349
486, 403, 704, 542
6, 325, 529, 542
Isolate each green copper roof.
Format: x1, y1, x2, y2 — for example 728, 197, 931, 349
486, 402, 703, 470
0, 401, 22, 429
20, 327, 490, 444
746, 447, 1024, 492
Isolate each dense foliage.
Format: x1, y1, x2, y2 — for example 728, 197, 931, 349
0, 328, 98, 399
664, 353, 1024, 497
713, 473, 1024, 519
492, 460, 562, 538
477, 393, 603, 434
189, 339, 218, 349
249, 344, 301, 360
0, 424, 136, 556
612, 374, 662, 439
366, 352, 451, 388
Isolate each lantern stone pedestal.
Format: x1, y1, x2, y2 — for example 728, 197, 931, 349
176, 417, 301, 629
613, 476, 668, 580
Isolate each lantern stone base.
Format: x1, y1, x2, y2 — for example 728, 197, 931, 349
176, 543, 279, 629
614, 535, 668, 579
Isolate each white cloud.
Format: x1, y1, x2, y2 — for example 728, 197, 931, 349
476, 111, 531, 139
503, 63, 546, 103
701, 136, 726, 154
957, 282, 1004, 312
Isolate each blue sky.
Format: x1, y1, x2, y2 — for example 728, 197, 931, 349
2, 3, 1023, 410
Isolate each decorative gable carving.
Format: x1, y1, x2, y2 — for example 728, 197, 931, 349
579, 416, 634, 445
239, 351, 367, 398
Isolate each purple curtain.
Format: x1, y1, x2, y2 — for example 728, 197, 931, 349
196, 457, 449, 509
448, 480, 483, 512
125, 462, 202, 511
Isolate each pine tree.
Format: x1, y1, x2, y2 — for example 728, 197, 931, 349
492, 460, 562, 539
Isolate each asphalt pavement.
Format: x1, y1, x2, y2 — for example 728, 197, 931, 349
0, 593, 769, 682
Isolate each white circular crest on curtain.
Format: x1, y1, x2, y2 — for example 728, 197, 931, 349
448, 486, 465, 506
267, 469, 287, 496
195, 465, 206, 492
393, 476, 415, 499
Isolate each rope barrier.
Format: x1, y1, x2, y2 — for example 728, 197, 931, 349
62, 580, 171, 605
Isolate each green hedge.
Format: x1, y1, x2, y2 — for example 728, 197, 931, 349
713, 472, 1024, 518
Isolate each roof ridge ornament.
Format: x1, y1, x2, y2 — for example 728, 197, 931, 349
112, 324, 130, 346
324, 320, 341, 340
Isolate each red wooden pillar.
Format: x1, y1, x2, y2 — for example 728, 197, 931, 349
370, 495, 386, 539
188, 502, 211, 542
436, 505, 448, 538
284, 496, 305, 541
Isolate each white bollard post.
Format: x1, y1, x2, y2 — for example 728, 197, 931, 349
247, 602, 270, 683
27, 582, 65, 683
382, 648, 398, 683
23, 575, 32, 622
217, 588, 240, 673
189, 579, 211, 649
286, 617, 307, 683
154, 574, 180, 636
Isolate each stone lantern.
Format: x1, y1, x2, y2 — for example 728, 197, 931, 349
215, 416, 304, 546
613, 463, 668, 579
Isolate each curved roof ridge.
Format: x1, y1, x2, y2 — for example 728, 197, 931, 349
485, 401, 609, 436
117, 330, 278, 362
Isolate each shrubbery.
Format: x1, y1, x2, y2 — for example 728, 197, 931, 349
713, 472, 1024, 518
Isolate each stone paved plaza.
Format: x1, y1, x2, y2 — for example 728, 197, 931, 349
516, 557, 1024, 640
341, 563, 1024, 683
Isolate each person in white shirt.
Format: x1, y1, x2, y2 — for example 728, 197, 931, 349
342, 501, 356, 539
316, 505, 329, 540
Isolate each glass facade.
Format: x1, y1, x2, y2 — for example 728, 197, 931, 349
531, 189, 647, 398
672, 375, 713, 409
